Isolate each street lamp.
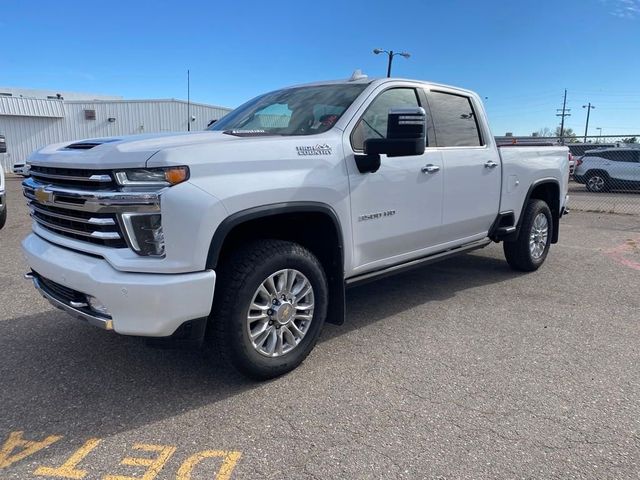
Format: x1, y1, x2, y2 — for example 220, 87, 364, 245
596, 127, 603, 143
582, 103, 595, 143
373, 48, 411, 77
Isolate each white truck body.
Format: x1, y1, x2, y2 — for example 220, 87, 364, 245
21, 77, 569, 376
0, 167, 6, 229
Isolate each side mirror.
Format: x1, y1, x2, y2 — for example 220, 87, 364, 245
355, 107, 426, 173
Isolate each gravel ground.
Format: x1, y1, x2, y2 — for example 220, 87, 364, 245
1, 174, 639, 479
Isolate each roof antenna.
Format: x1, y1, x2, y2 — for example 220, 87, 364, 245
349, 69, 368, 81
187, 69, 191, 132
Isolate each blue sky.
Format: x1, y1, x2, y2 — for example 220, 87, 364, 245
1, 0, 639, 136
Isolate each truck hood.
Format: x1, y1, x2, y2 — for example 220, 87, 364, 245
27, 131, 240, 169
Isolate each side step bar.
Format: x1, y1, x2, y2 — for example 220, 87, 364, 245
346, 238, 491, 287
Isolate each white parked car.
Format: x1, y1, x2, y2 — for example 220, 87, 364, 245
574, 148, 640, 192
21, 76, 570, 378
12, 162, 30, 176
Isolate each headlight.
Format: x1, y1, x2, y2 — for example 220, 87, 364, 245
114, 166, 189, 187
120, 213, 165, 256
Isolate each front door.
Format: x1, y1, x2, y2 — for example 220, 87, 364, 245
344, 85, 444, 274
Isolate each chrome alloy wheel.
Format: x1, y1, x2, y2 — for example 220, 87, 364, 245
529, 213, 549, 260
587, 175, 605, 192
247, 269, 315, 357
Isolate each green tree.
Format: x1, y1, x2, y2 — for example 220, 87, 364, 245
555, 126, 578, 143
622, 137, 638, 144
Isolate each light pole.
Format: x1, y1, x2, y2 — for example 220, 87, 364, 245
596, 127, 603, 143
373, 49, 411, 77
582, 103, 595, 142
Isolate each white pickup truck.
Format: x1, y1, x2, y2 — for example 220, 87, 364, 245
22, 76, 569, 378
0, 167, 6, 229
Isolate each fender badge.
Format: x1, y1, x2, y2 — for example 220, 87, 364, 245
358, 210, 397, 222
296, 144, 332, 156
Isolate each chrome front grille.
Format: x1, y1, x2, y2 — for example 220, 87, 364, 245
23, 174, 162, 249
29, 165, 116, 190
27, 200, 126, 247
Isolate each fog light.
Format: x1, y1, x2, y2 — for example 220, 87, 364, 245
87, 295, 111, 317
120, 213, 165, 256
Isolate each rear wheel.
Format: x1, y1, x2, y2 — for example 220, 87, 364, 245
503, 199, 552, 272
585, 172, 608, 192
211, 240, 328, 379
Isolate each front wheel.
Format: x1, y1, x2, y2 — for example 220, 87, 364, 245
503, 199, 553, 272
211, 240, 328, 379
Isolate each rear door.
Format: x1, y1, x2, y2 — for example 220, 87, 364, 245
425, 89, 501, 244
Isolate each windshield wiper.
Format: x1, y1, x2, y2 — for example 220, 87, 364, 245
222, 130, 281, 137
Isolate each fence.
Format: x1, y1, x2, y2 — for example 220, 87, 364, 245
497, 135, 640, 216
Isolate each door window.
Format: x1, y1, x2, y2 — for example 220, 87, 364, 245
351, 88, 420, 151
427, 91, 483, 147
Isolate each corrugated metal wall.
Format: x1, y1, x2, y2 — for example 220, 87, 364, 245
0, 100, 232, 172
0, 96, 65, 118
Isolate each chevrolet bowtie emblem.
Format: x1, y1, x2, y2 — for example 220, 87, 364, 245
35, 187, 53, 203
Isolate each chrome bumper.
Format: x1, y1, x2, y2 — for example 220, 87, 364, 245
25, 272, 114, 330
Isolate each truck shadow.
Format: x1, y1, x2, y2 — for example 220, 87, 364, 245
0, 248, 522, 462
326, 250, 520, 342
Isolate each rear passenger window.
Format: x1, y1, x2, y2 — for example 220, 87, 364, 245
427, 91, 483, 147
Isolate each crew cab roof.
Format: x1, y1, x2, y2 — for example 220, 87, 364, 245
284, 77, 478, 98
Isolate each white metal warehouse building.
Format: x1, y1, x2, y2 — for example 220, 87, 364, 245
0, 88, 232, 172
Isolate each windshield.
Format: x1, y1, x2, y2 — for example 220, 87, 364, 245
208, 83, 368, 136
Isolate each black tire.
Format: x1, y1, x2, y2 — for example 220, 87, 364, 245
0, 205, 6, 230
503, 199, 553, 272
211, 240, 328, 380
585, 171, 609, 192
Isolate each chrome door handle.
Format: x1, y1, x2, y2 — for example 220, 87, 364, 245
484, 160, 498, 169
421, 164, 440, 174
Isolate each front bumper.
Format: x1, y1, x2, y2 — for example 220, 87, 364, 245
22, 233, 216, 336
12, 164, 29, 176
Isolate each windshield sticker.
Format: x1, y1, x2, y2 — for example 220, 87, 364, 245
296, 144, 332, 156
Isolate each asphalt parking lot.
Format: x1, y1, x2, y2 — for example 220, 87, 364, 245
569, 181, 640, 215
1, 174, 639, 479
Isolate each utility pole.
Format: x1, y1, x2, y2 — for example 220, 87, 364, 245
187, 69, 191, 132
556, 89, 571, 145
582, 103, 595, 143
